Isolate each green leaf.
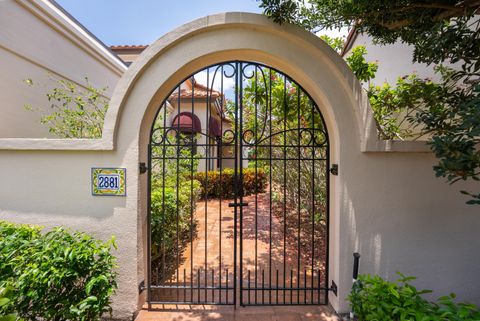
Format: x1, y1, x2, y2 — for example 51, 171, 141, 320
0, 314, 17, 321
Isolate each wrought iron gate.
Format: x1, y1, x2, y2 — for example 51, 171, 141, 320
147, 61, 329, 307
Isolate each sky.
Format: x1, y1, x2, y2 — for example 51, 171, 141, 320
56, 0, 262, 46
55, 0, 348, 46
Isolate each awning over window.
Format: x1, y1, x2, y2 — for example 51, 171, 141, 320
209, 116, 222, 137
171, 112, 201, 133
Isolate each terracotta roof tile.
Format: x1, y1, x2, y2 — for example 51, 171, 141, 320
110, 45, 148, 50
169, 79, 222, 99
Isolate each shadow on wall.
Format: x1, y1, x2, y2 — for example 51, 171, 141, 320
343, 152, 480, 304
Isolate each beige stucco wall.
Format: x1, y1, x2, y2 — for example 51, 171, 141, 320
0, 0, 125, 138
0, 13, 479, 320
344, 33, 442, 86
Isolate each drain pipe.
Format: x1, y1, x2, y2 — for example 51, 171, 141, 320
350, 253, 361, 320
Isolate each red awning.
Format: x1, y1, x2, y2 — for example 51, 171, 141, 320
171, 112, 201, 133
209, 116, 222, 137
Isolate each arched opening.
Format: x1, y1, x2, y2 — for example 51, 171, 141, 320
146, 61, 329, 307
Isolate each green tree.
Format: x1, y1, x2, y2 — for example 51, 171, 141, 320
319, 34, 344, 53
259, 0, 480, 204
240, 66, 328, 224
25, 77, 108, 138
345, 46, 378, 83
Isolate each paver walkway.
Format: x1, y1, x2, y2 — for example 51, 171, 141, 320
152, 191, 326, 304
135, 305, 340, 321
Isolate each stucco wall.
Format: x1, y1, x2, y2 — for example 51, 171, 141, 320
0, 0, 125, 138
344, 33, 441, 87
0, 13, 479, 320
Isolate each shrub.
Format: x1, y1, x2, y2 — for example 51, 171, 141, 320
193, 168, 267, 199
24, 77, 108, 138
0, 285, 18, 321
0, 221, 117, 321
150, 177, 202, 281
349, 273, 480, 321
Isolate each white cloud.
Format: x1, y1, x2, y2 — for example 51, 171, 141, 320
194, 70, 235, 93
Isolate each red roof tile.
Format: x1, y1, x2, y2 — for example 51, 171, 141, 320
110, 45, 148, 50
170, 79, 222, 99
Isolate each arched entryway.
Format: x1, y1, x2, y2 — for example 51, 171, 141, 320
147, 61, 330, 307
101, 12, 374, 315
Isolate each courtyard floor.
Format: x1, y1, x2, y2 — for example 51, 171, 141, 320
135, 305, 340, 321
151, 191, 327, 305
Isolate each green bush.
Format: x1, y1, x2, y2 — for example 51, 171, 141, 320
150, 177, 202, 280
193, 168, 268, 199
0, 221, 117, 321
349, 273, 480, 321
0, 285, 19, 321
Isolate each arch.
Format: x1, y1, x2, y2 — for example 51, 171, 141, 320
106, 12, 373, 313
105, 13, 372, 152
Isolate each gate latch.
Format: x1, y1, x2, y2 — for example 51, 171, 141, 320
228, 202, 249, 208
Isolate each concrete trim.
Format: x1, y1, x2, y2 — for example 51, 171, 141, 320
0, 138, 111, 150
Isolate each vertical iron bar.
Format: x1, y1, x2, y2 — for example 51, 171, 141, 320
158, 102, 167, 299
254, 65, 258, 305
317, 269, 321, 304
268, 68, 273, 305
161, 101, 167, 291
248, 270, 251, 305
197, 269, 201, 303
290, 269, 293, 304
218, 64, 224, 303
276, 269, 279, 304
232, 62, 239, 307
304, 269, 307, 304
262, 269, 265, 304
297, 88, 301, 304
205, 68, 210, 302
226, 268, 229, 304
282, 74, 287, 305
310, 99, 315, 305
212, 269, 215, 303
176, 85, 181, 302
183, 269, 186, 303
238, 61, 245, 307
325, 103, 331, 306
147, 143, 152, 309
190, 75, 195, 302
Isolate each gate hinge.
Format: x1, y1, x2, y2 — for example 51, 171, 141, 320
330, 164, 338, 176
139, 162, 148, 174
329, 280, 338, 296
138, 280, 145, 294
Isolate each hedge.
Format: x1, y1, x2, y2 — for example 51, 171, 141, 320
0, 221, 117, 321
349, 273, 480, 321
150, 177, 202, 281
193, 168, 268, 199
